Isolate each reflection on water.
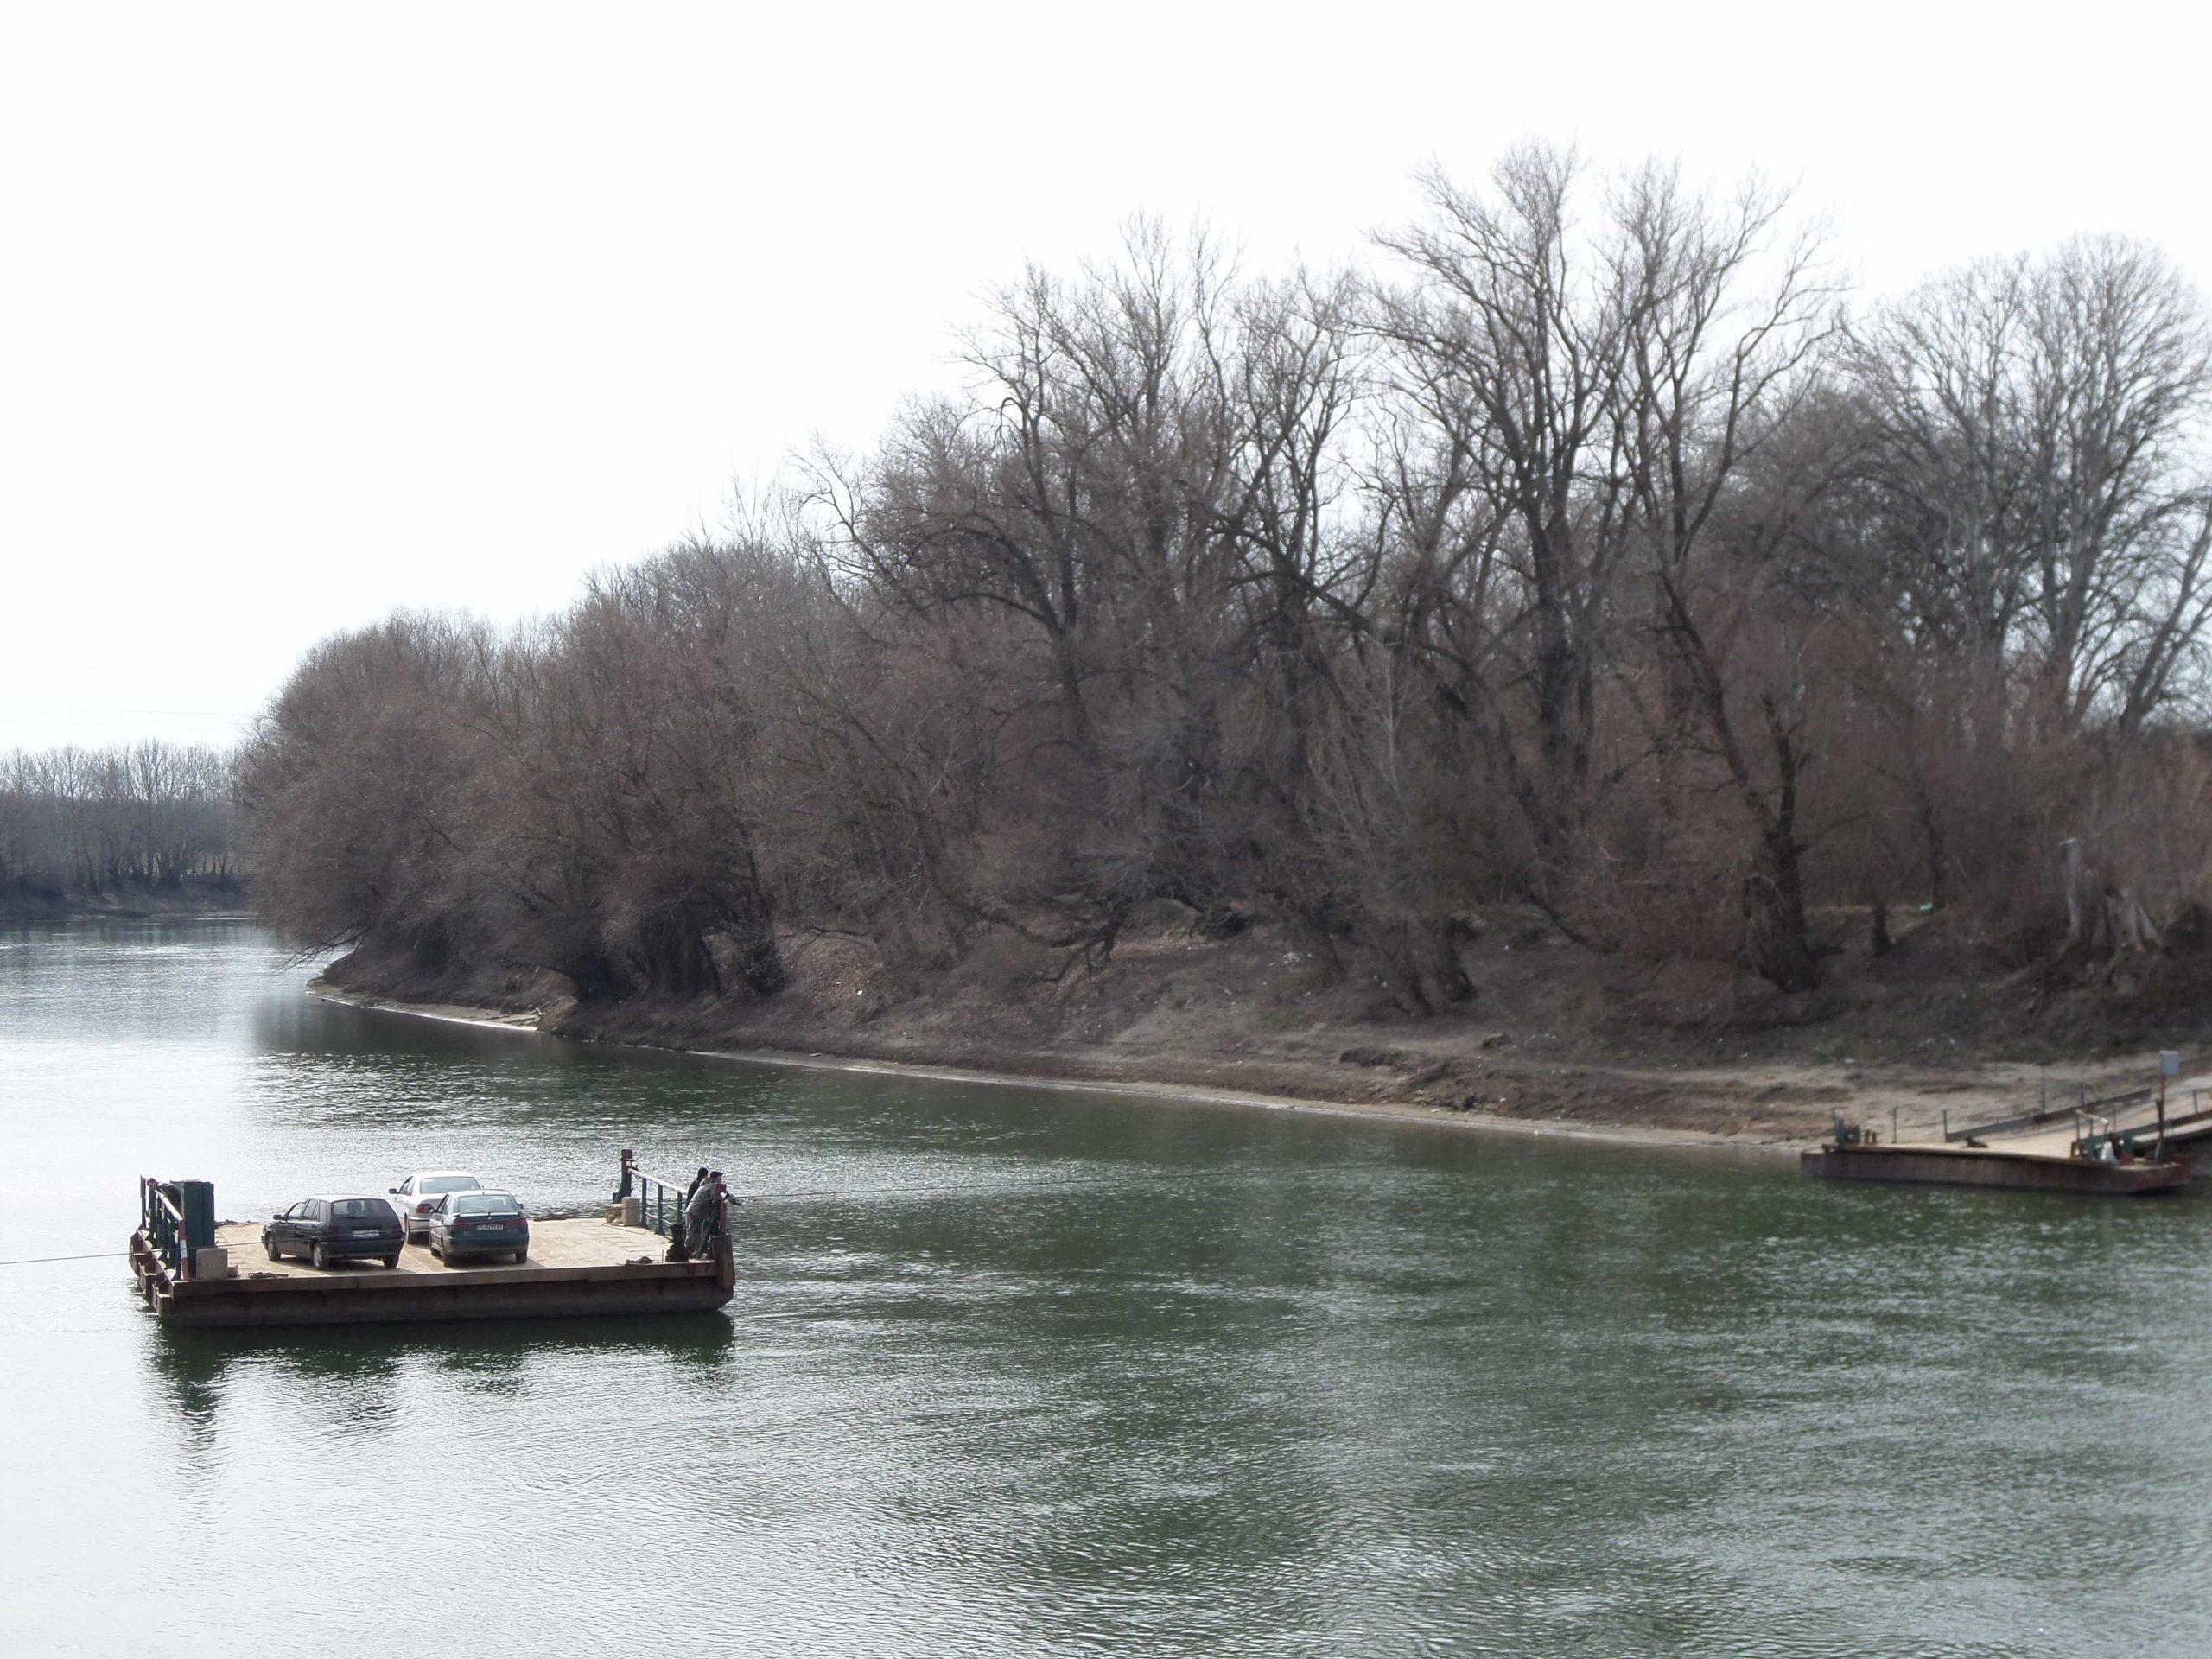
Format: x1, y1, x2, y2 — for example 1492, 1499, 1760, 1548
5, 918, 2212, 1656
149, 1315, 739, 1406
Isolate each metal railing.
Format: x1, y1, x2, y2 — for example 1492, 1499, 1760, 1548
2070, 1104, 2212, 1162
634, 1166, 692, 1239
611, 1151, 727, 1252
138, 1176, 189, 1280
1947, 1084, 2155, 1144
613, 1149, 695, 1239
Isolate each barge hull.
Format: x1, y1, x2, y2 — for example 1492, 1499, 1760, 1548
1802, 1145, 2188, 1195
131, 1220, 735, 1328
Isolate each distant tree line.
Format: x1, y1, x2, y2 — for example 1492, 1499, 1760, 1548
241, 147, 2212, 1010
0, 741, 239, 901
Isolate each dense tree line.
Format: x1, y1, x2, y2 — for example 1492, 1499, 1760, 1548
242, 149, 2212, 1012
0, 741, 238, 900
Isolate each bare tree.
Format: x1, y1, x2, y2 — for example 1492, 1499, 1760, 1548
232, 168, 2212, 1020
1370, 145, 1636, 906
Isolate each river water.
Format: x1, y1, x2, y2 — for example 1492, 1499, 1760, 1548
4, 918, 2210, 1655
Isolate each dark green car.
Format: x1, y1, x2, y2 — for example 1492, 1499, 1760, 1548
264, 1196, 405, 1269
427, 1191, 531, 1263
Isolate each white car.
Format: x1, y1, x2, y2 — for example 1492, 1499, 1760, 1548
388, 1169, 484, 1242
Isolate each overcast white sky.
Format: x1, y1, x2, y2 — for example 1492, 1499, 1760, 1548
3, 1, 2208, 752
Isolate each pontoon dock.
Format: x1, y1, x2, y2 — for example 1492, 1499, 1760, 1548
1802, 1082, 2201, 1196
130, 1155, 735, 1327
1801, 1139, 2188, 1194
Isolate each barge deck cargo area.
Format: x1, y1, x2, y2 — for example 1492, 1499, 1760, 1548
213, 1217, 664, 1279
133, 1218, 734, 1326
130, 1158, 736, 1327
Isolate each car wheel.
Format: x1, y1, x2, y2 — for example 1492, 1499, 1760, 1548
429, 1237, 442, 1261
383, 1254, 400, 1270
311, 1241, 329, 1270
513, 1250, 527, 1264
263, 1233, 279, 1261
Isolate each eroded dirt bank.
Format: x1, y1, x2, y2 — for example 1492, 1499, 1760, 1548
309, 907, 2212, 1153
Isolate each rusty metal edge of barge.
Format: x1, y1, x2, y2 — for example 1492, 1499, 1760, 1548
1801, 1142, 2189, 1196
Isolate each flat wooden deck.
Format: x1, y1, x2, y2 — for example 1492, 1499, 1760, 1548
215, 1217, 664, 1279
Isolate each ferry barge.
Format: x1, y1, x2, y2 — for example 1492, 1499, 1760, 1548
1800, 1136, 2188, 1195
1802, 1076, 2202, 1198
130, 1155, 734, 1328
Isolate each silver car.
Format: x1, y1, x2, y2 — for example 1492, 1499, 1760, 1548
388, 1169, 483, 1242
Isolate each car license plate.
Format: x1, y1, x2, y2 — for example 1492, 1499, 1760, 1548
351, 1229, 378, 1237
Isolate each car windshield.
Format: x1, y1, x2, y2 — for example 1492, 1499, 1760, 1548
420, 1175, 481, 1195
452, 1194, 521, 1217
331, 1198, 392, 1220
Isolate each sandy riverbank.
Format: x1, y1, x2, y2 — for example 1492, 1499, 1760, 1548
298, 982, 2008, 1159
304, 900, 2212, 1162
308, 976, 1799, 1156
